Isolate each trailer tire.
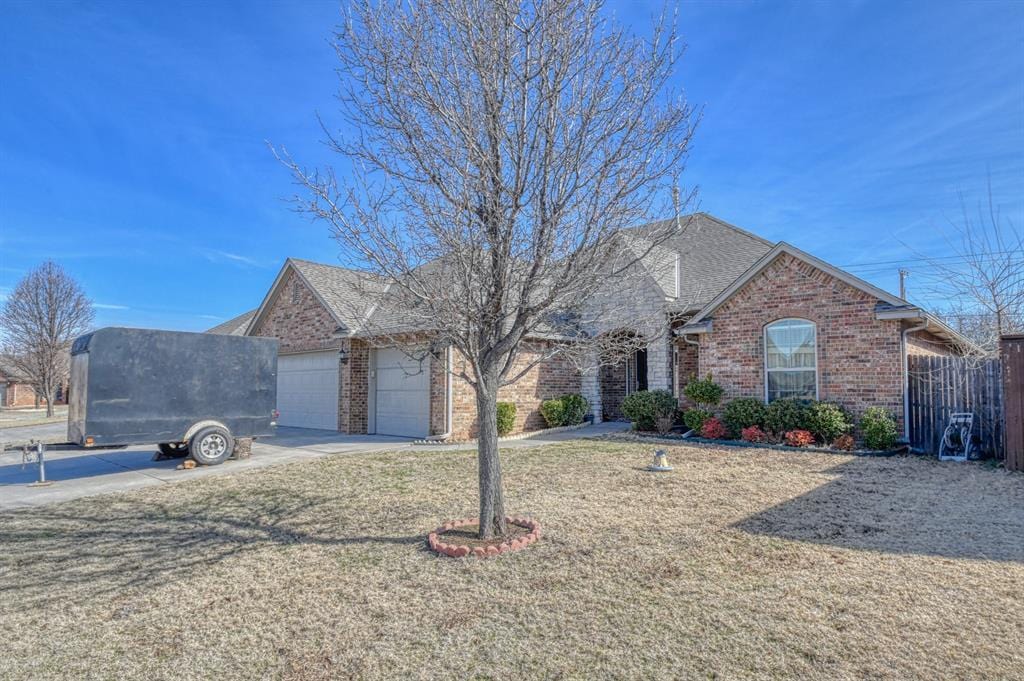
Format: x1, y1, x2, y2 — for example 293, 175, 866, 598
189, 426, 234, 465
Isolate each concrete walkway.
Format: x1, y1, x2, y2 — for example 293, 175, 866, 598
0, 421, 629, 511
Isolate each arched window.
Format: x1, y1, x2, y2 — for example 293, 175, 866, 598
764, 319, 817, 402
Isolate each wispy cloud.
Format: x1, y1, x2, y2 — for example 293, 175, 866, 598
198, 314, 222, 320
93, 302, 130, 310
197, 248, 265, 268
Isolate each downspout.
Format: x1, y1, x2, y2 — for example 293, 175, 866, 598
902, 321, 928, 444
424, 344, 453, 441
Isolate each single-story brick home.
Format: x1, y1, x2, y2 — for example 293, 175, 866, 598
0, 363, 67, 409
210, 213, 965, 440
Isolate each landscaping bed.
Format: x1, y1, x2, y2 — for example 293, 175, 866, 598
621, 429, 908, 457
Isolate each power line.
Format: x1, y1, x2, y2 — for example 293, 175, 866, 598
838, 248, 1024, 270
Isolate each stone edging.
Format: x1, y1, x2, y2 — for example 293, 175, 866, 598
607, 431, 906, 457
428, 517, 541, 558
412, 422, 587, 446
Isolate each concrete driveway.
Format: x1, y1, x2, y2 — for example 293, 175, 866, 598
0, 421, 629, 511
0, 426, 414, 511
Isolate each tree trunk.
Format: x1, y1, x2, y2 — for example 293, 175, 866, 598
475, 370, 507, 539
44, 387, 54, 418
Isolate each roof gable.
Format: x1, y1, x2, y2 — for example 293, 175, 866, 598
684, 241, 907, 327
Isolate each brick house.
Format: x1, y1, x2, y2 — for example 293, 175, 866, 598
211, 213, 965, 440
0, 363, 68, 409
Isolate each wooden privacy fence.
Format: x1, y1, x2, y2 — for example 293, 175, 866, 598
907, 355, 1004, 459
1002, 335, 1024, 472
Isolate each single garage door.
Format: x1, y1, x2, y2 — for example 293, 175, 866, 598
277, 351, 339, 430
374, 347, 430, 437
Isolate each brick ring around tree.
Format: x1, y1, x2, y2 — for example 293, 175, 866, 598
427, 517, 542, 558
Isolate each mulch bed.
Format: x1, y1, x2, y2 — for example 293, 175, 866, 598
439, 522, 531, 550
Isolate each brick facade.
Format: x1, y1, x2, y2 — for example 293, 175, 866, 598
907, 330, 956, 357
689, 252, 908, 424
250, 270, 340, 354
448, 341, 582, 440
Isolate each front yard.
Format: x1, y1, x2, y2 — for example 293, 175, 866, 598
1, 439, 1021, 680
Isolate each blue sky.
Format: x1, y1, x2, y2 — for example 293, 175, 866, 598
1, 0, 1021, 330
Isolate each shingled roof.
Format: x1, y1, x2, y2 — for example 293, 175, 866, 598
205, 309, 256, 336
251, 213, 777, 338
628, 212, 775, 310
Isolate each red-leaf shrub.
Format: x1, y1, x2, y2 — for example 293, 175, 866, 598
700, 417, 727, 440
832, 434, 855, 451
741, 425, 767, 443
784, 429, 815, 447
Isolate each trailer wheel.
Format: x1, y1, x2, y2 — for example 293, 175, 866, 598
158, 442, 189, 458
189, 426, 234, 465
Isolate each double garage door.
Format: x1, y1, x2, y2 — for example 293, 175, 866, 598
276, 348, 429, 437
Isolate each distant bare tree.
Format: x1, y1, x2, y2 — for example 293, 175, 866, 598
911, 185, 1023, 357
279, 0, 697, 538
0, 262, 94, 417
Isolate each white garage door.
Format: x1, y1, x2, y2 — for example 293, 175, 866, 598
374, 347, 430, 437
276, 351, 339, 430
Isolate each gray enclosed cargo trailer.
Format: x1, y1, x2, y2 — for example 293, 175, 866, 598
66, 327, 278, 464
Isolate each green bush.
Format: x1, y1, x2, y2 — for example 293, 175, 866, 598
805, 401, 852, 443
539, 398, 565, 427
496, 401, 517, 436
558, 393, 589, 425
860, 407, 899, 450
683, 374, 724, 407
722, 398, 768, 436
765, 398, 811, 435
621, 389, 678, 431
682, 407, 713, 433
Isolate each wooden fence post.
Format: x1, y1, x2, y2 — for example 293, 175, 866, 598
1002, 335, 1024, 473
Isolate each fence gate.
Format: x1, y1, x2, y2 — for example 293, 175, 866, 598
1002, 335, 1024, 473
907, 355, 1004, 459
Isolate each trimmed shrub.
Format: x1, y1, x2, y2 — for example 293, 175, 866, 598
683, 374, 724, 407
765, 398, 811, 435
558, 393, 589, 426
622, 390, 678, 431
741, 425, 768, 443
861, 407, 899, 450
784, 429, 815, 447
723, 398, 768, 436
700, 417, 728, 439
805, 401, 852, 443
832, 433, 855, 451
539, 398, 565, 428
682, 407, 712, 433
496, 402, 517, 436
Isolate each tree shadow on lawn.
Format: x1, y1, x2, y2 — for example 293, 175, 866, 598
732, 456, 1024, 563
0, 485, 426, 609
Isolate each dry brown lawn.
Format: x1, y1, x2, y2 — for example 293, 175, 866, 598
1, 438, 1022, 680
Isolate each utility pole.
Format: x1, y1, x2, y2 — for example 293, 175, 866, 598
899, 268, 909, 299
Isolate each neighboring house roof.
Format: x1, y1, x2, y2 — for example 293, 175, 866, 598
677, 241, 972, 347
627, 212, 775, 309
205, 310, 257, 336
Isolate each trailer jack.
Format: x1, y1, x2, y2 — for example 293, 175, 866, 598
23, 441, 53, 487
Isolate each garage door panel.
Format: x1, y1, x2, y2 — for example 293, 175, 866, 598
374, 348, 430, 438
277, 351, 339, 430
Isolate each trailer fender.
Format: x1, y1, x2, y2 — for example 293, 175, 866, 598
183, 419, 231, 443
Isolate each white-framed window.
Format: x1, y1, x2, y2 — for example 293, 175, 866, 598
764, 318, 818, 402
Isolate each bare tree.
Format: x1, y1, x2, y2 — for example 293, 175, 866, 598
0, 262, 94, 417
279, 0, 697, 538
912, 186, 1023, 356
